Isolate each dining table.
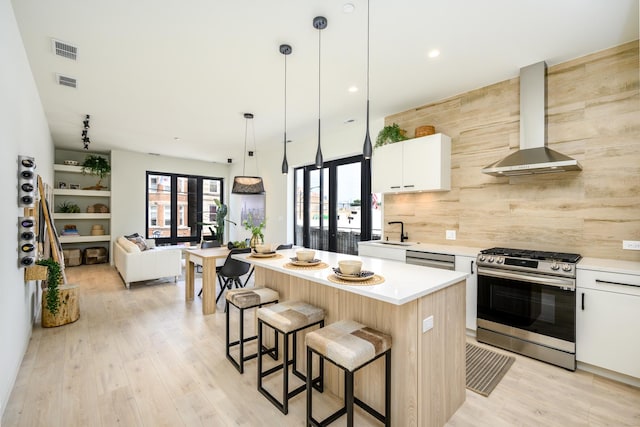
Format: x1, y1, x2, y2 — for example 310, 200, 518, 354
184, 246, 230, 314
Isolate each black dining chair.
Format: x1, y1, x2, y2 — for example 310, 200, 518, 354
276, 243, 293, 250
216, 248, 252, 303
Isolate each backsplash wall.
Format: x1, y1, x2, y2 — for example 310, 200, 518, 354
382, 41, 639, 261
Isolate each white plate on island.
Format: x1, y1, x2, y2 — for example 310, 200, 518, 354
290, 257, 322, 266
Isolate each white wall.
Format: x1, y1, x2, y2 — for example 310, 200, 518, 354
110, 150, 230, 243
0, 0, 54, 416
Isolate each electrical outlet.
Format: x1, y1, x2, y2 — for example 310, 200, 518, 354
446, 230, 456, 240
422, 315, 434, 333
623, 240, 640, 250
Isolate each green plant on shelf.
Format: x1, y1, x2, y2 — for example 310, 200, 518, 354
57, 201, 80, 213
81, 155, 110, 190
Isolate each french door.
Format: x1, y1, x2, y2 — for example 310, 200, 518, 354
294, 155, 371, 254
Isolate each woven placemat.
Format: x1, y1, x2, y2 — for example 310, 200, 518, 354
283, 262, 329, 270
326, 274, 385, 286
248, 253, 284, 260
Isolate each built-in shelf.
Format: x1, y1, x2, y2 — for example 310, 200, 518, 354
53, 213, 111, 220
59, 235, 111, 244
53, 164, 84, 173
53, 189, 111, 197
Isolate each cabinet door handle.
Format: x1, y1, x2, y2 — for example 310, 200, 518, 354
390, 185, 401, 189
471, 260, 475, 274
403, 184, 415, 188
581, 292, 585, 310
595, 279, 639, 288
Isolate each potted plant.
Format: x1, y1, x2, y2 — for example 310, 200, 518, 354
81, 155, 111, 190
242, 212, 265, 248
57, 201, 80, 213
375, 123, 408, 148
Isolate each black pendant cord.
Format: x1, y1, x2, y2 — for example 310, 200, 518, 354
314, 17, 326, 169
363, 0, 373, 159
243, 116, 248, 176
282, 45, 289, 174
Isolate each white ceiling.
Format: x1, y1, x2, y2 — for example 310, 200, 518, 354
12, 0, 639, 164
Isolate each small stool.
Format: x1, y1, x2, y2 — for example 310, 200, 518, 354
257, 300, 325, 415
225, 287, 279, 373
305, 320, 392, 427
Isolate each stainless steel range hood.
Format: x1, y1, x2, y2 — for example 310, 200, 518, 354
482, 61, 582, 177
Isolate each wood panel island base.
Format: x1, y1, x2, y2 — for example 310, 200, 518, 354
238, 249, 467, 427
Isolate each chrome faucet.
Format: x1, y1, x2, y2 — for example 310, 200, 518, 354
388, 221, 408, 242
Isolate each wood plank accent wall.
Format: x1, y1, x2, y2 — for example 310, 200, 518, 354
383, 41, 639, 261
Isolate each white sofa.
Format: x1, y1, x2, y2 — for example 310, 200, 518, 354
113, 236, 182, 289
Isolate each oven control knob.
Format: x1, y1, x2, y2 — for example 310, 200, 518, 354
562, 264, 572, 272
479, 255, 486, 262
496, 257, 504, 264
488, 256, 494, 263
551, 262, 560, 271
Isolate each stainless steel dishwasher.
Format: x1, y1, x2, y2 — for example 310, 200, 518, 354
406, 250, 455, 270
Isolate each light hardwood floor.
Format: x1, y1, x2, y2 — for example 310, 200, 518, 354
3, 264, 639, 427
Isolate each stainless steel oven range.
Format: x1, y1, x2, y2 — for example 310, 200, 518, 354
476, 247, 581, 370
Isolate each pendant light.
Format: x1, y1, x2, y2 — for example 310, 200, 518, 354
313, 16, 327, 169
280, 44, 292, 174
362, 0, 373, 159
232, 113, 265, 194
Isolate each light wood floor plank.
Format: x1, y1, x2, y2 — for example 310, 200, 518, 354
2, 264, 640, 427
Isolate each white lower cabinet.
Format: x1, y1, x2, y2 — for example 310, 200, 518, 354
455, 255, 477, 331
576, 268, 640, 378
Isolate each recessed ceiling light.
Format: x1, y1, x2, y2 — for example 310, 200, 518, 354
348, 85, 358, 93
428, 49, 440, 58
173, 137, 181, 142
343, 3, 355, 13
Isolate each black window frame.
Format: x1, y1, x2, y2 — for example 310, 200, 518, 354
293, 155, 372, 252
145, 171, 224, 246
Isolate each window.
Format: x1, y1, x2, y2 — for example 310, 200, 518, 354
293, 155, 372, 254
150, 205, 157, 226
146, 172, 223, 245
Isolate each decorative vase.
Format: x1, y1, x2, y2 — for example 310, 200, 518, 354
250, 234, 263, 248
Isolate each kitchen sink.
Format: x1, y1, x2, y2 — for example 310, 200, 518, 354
373, 241, 415, 247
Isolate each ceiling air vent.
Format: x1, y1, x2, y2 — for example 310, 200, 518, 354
51, 39, 78, 60
56, 74, 77, 88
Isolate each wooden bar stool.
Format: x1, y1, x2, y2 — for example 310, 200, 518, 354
225, 288, 279, 374
257, 300, 325, 415
305, 320, 392, 427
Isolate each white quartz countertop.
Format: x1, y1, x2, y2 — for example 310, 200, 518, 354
358, 240, 482, 257
234, 248, 468, 306
577, 257, 640, 276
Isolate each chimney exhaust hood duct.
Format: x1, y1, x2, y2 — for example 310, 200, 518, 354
482, 61, 582, 177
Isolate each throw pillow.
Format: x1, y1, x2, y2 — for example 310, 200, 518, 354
117, 236, 140, 253
127, 235, 148, 251
125, 232, 140, 239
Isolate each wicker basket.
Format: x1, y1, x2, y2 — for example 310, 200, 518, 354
87, 203, 109, 213
415, 125, 435, 138
24, 264, 48, 281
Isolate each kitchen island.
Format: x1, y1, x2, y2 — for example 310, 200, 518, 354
235, 248, 468, 427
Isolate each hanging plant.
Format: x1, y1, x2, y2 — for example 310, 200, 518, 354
36, 258, 62, 315
375, 123, 408, 148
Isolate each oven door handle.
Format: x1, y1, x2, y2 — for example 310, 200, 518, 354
478, 267, 575, 290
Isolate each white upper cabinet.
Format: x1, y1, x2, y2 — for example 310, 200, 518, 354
372, 133, 451, 193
